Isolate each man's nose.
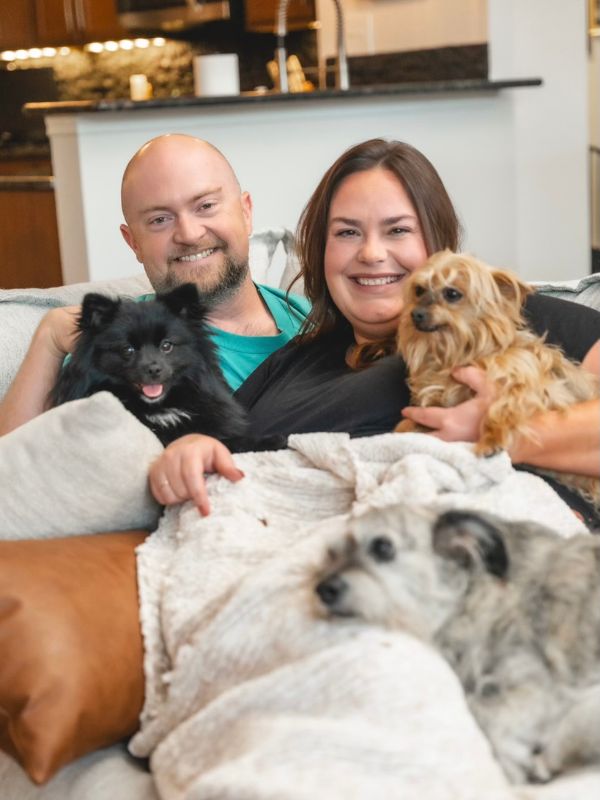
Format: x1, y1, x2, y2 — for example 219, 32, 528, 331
173, 213, 206, 244
358, 235, 386, 263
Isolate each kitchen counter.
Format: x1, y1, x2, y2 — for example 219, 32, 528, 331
24, 78, 541, 116
0, 176, 54, 191
33, 71, 586, 286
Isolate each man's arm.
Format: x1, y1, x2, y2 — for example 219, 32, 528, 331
401, 340, 600, 477
0, 306, 80, 436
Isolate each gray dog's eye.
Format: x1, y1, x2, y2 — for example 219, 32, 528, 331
368, 536, 396, 563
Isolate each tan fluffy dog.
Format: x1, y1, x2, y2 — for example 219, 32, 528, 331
395, 250, 599, 509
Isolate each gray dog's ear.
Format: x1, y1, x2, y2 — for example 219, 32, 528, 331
432, 510, 509, 578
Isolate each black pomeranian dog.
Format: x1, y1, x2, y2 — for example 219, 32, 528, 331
50, 282, 281, 451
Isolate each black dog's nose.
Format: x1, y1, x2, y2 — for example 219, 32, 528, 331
316, 575, 347, 607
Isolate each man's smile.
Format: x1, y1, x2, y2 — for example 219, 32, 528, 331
172, 247, 219, 263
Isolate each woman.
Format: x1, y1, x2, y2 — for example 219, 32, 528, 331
150, 139, 600, 523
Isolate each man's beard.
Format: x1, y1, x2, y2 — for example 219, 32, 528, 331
158, 253, 249, 305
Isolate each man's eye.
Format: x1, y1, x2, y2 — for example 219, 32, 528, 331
160, 340, 173, 353
121, 345, 135, 359
198, 201, 217, 212
149, 216, 168, 226
443, 287, 463, 303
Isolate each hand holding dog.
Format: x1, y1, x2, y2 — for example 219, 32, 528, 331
39, 305, 81, 360
401, 366, 496, 443
149, 434, 245, 516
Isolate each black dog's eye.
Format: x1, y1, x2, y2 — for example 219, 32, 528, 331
160, 340, 174, 353
442, 287, 463, 303
121, 345, 135, 359
368, 536, 396, 563
414, 285, 426, 298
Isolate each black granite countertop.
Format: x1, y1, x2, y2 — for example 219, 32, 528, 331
23, 78, 542, 115
0, 175, 54, 191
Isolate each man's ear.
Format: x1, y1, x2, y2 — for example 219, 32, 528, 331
120, 224, 143, 264
240, 191, 253, 236
432, 510, 509, 578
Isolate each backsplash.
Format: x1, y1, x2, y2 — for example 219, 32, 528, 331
3, 24, 317, 102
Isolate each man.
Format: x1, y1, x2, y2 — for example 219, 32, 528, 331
0, 134, 309, 436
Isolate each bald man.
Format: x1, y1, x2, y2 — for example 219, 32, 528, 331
0, 135, 309, 435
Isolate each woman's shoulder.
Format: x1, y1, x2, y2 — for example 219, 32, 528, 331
525, 289, 600, 361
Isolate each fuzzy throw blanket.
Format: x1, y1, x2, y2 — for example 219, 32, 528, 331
130, 432, 595, 800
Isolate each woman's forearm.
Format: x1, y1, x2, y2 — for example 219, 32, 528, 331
509, 400, 600, 477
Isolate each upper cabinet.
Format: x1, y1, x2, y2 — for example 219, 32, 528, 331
0, 0, 37, 50
34, 0, 124, 46
244, 0, 316, 32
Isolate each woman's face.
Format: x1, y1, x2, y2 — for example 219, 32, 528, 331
324, 167, 428, 343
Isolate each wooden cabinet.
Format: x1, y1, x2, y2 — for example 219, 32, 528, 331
0, 186, 63, 289
244, 0, 316, 32
0, 157, 63, 289
0, 0, 37, 50
34, 0, 123, 46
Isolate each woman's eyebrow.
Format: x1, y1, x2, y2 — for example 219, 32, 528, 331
329, 214, 417, 225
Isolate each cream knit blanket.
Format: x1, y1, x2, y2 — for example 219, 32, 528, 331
130, 432, 594, 800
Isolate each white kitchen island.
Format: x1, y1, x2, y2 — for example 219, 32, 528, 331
34, 76, 588, 285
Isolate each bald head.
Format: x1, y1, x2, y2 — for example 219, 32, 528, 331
121, 134, 240, 221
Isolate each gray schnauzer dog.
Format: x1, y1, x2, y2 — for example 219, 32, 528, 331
315, 506, 600, 784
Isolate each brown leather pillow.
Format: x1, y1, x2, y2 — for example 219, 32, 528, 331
0, 530, 148, 784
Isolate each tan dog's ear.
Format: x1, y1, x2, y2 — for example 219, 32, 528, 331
492, 268, 532, 309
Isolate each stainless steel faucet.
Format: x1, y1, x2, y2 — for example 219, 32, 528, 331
275, 0, 350, 92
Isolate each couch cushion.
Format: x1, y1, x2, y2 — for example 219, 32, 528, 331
0, 530, 148, 784
533, 272, 600, 311
0, 392, 162, 540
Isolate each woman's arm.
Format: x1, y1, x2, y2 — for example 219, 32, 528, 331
149, 434, 245, 515
0, 306, 80, 436
401, 339, 600, 477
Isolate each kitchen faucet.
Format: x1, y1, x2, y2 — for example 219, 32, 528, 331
275, 0, 349, 92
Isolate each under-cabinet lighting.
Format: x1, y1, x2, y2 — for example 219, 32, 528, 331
1, 37, 166, 63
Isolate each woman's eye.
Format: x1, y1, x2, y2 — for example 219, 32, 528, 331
160, 340, 174, 353
121, 345, 135, 359
389, 227, 411, 236
443, 287, 463, 303
335, 228, 358, 238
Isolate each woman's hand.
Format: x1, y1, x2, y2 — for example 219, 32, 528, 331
401, 366, 495, 442
149, 434, 245, 516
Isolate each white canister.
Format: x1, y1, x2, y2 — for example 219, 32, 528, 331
193, 53, 240, 97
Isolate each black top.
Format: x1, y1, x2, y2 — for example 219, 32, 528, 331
236, 293, 600, 526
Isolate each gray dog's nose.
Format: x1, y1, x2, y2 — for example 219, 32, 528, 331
316, 575, 347, 607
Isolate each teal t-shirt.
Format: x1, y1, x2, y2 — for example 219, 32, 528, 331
138, 284, 310, 391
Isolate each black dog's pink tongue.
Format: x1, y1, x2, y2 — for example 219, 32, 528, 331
142, 384, 164, 398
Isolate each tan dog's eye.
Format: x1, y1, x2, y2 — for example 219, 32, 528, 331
414, 285, 425, 298
442, 287, 463, 303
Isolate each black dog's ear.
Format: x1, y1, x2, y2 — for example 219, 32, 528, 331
79, 293, 121, 332
432, 510, 509, 578
158, 283, 208, 320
